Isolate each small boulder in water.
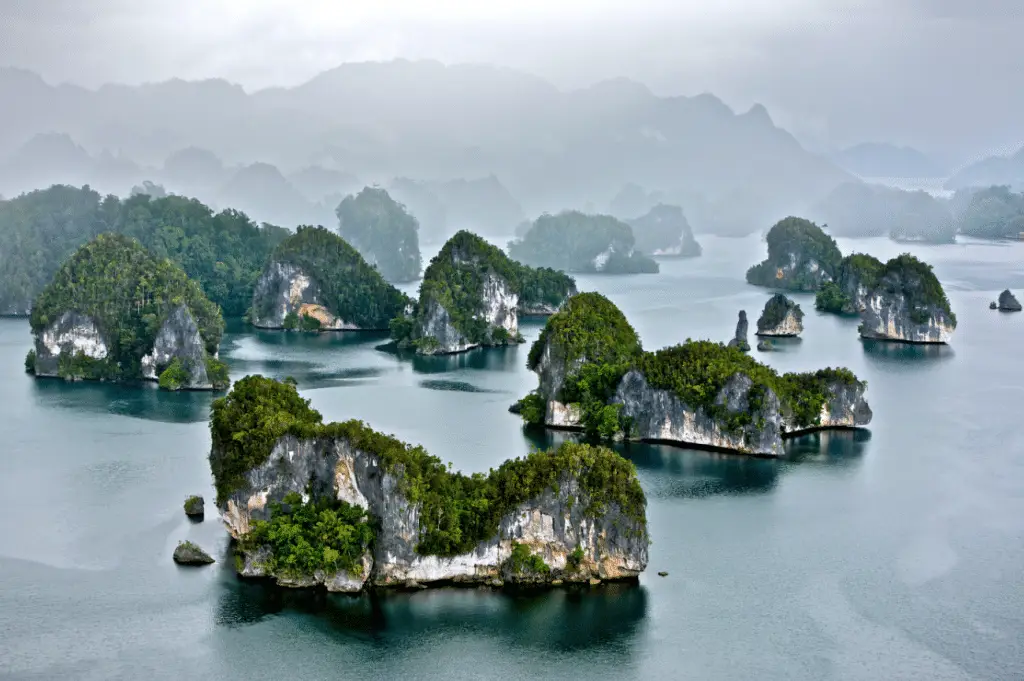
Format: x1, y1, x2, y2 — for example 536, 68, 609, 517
727, 310, 750, 352
756, 339, 775, 352
183, 495, 204, 518
989, 301, 998, 310
173, 540, 215, 566
997, 289, 1021, 312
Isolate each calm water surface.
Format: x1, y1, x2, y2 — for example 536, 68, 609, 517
1, 235, 1023, 680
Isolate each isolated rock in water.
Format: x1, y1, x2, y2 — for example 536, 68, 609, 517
173, 540, 215, 565
183, 495, 205, 517
989, 301, 998, 310
997, 289, 1022, 312
249, 226, 409, 331
859, 254, 957, 344
213, 376, 648, 591
756, 339, 775, 352
756, 294, 804, 336
727, 311, 750, 352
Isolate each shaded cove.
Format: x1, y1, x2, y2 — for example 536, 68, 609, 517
1, 234, 1023, 680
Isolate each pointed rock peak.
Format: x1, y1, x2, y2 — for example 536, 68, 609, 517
743, 103, 774, 126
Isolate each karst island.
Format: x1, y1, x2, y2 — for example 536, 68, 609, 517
209, 375, 649, 591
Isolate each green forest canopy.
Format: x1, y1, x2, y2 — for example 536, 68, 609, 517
336, 186, 422, 282
0, 185, 289, 317
746, 216, 842, 289
210, 375, 646, 557
30, 233, 224, 381
261, 225, 411, 329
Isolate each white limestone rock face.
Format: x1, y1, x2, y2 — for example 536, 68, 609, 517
859, 292, 955, 344
415, 273, 519, 355
755, 294, 804, 337
32, 311, 108, 376
140, 305, 211, 388
518, 282, 578, 316
250, 261, 360, 330
613, 370, 872, 456
218, 435, 648, 589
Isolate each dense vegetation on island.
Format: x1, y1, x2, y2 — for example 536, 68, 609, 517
746, 217, 842, 291
625, 204, 702, 257
391, 231, 575, 351
28, 233, 226, 383
872, 253, 956, 326
336, 186, 422, 282
955, 186, 1024, 239
757, 294, 803, 333
254, 226, 411, 329
508, 211, 659, 274
815, 253, 884, 314
211, 376, 645, 557
517, 292, 862, 438
0, 185, 289, 316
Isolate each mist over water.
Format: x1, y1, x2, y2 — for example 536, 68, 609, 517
1, 235, 1022, 680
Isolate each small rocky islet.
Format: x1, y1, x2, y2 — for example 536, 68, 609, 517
210, 376, 649, 592
756, 294, 804, 337
992, 289, 1021, 312
513, 293, 871, 457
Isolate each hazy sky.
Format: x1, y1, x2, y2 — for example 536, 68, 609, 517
2, 0, 1023, 160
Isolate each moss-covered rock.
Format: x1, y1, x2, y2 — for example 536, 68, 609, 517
173, 540, 215, 565
756, 294, 804, 336
183, 495, 205, 518
746, 217, 841, 291
27, 234, 225, 389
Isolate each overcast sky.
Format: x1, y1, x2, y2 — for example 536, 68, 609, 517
2, 0, 1023, 161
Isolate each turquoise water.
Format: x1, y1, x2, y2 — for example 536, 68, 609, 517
1, 235, 1022, 680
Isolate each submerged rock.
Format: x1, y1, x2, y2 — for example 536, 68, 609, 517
173, 540, 215, 565
756, 294, 804, 337
997, 289, 1021, 312
727, 311, 750, 351
859, 254, 956, 344
213, 377, 648, 591
756, 339, 775, 352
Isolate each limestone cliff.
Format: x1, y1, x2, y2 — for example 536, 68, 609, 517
727, 310, 751, 351
746, 217, 841, 292
518, 294, 871, 457
212, 377, 648, 591
250, 261, 359, 330
27, 233, 225, 389
394, 231, 574, 355
140, 305, 212, 388
249, 226, 410, 332
756, 294, 804, 337
858, 254, 957, 344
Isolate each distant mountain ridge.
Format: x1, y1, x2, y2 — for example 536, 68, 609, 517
0, 60, 852, 235
831, 143, 946, 179
944, 146, 1024, 191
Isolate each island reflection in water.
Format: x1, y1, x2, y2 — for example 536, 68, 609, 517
861, 338, 955, 366
524, 427, 868, 499
216, 570, 648, 655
